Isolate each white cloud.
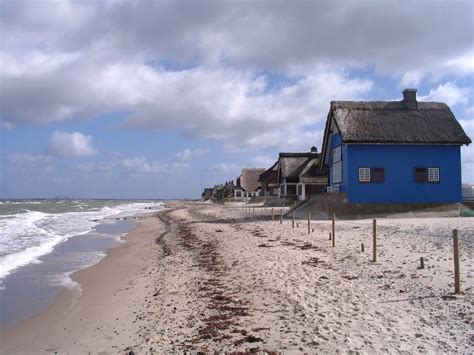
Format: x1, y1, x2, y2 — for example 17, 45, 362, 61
121, 157, 190, 175
0, 121, 13, 130
1, 0, 472, 153
8, 153, 51, 166
418, 82, 470, 107
176, 148, 209, 162
46, 131, 96, 157
209, 163, 241, 174
399, 71, 424, 87
7, 153, 54, 177
78, 162, 112, 173
249, 155, 276, 168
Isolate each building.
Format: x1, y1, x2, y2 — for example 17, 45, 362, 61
234, 168, 265, 199
277, 147, 327, 201
220, 181, 235, 200
462, 185, 474, 202
201, 188, 213, 201
320, 89, 471, 203
259, 161, 279, 196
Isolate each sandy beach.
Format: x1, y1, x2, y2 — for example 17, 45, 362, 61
1, 201, 473, 353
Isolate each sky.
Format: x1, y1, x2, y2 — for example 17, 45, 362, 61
0, 0, 473, 199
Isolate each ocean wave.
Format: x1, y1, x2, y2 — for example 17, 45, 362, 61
0, 201, 164, 288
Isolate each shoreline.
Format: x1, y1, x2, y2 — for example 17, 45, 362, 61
0, 210, 167, 354
0, 216, 136, 331
1, 201, 472, 353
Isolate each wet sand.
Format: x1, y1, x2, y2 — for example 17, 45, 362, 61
1, 201, 473, 353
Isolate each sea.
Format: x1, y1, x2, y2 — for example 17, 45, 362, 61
0, 199, 164, 330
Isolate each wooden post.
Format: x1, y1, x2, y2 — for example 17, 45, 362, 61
280, 208, 283, 224
329, 232, 331, 240
307, 210, 311, 234
292, 211, 295, 229
361, 243, 364, 252
332, 213, 335, 247
272, 208, 274, 221
419, 257, 424, 269
372, 219, 377, 262
453, 230, 461, 294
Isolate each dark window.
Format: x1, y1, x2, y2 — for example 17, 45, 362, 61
372, 168, 385, 183
414, 168, 428, 183
287, 185, 297, 195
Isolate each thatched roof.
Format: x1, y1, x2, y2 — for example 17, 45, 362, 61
299, 158, 328, 184
278, 152, 316, 179
330, 101, 471, 145
259, 161, 278, 182
278, 150, 326, 184
238, 168, 266, 192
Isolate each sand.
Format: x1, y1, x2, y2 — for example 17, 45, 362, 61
1, 201, 473, 353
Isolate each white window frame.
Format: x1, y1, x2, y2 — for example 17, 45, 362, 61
359, 168, 371, 182
428, 168, 439, 182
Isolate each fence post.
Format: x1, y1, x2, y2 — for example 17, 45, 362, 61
453, 230, 461, 294
292, 211, 295, 229
280, 208, 283, 224
332, 213, 335, 247
307, 210, 311, 234
272, 208, 274, 221
372, 219, 377, 262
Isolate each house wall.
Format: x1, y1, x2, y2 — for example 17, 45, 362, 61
344, 144, 462, 203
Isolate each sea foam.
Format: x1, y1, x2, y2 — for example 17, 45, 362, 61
0, 201, 163, 289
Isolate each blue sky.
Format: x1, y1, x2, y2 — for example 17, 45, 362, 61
0, 0, 473, 199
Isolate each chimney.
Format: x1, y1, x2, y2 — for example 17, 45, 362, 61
310, 146, 318, 153
402, 89, 418, 109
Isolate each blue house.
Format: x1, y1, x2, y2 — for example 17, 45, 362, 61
320, 89, 471, 203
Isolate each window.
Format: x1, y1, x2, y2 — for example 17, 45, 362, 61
332, 162, 342, 183
331, 145, 342, 184
414, 168, 427, 183
372, 168, 385, 183
287, 185, 297, 195
428, 168, 439, 182
415, 167, 440, 183
332, 145, 341, 163
359, 168, 370, 182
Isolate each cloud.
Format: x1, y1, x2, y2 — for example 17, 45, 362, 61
2, 0, 472, 75
79, 156, 189, 175
46, 131, 96, 157
1, 0, 472, 152
176, 148, 209, 162
209, 163, 241, 174
124, 158, 189, 175
7, 153, 54, 177
418, 82, 470, 107
8, 153, 51, 166
0, 121, 13, 130
249, 155, 276, 168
